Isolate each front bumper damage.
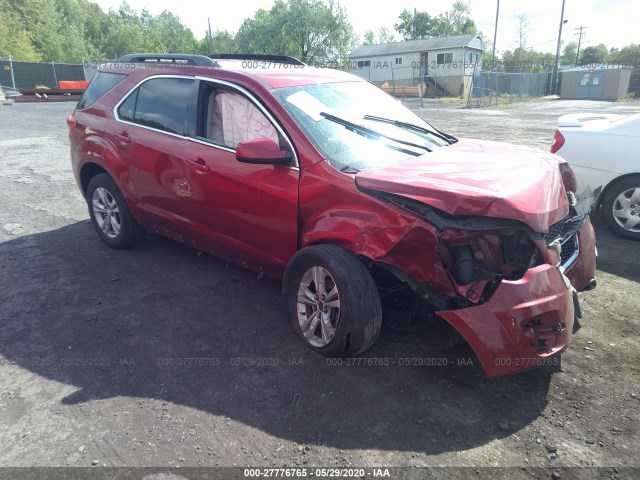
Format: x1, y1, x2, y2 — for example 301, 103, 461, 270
352, 182, 599, 377
437, 264, 575, 377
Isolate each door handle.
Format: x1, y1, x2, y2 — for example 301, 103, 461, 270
186, 157, 210, 174
114, 131, 130, 143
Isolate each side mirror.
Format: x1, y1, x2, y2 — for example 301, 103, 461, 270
235, 138, 291, 165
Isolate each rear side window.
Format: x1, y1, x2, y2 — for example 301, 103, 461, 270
77, 72, 126, 109
117, 78, 194, 135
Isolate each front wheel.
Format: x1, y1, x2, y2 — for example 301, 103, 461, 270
86, 173, 145, 248
283, 245, 382, 357
601, 176, 640, 241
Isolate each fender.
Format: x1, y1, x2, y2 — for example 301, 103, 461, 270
73, 124, 145, 222
299, 161, 456, 296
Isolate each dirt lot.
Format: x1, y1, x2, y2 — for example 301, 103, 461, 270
0, 98, 639, 479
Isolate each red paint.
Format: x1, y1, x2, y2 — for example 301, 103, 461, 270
355, 139, 569, 232
437, 264, 574, 377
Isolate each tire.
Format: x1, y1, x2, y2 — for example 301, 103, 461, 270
86, 173, 145, 249
283, 245, 382, 357
601, 175, 640, 241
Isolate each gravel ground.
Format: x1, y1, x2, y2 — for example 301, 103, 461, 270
0, 99, 639, 480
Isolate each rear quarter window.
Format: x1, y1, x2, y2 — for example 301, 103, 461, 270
77, 72, 127, 109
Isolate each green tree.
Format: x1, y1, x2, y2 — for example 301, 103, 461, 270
236, 0, 356, 64
561, 41, 578, 66
363, 30, 375, 45
500, 48, 554, 73
394, 9, 435, 40
143, 10, 196, 53
395, 2, 476, 40
378, 26, 395, 43
197, 30, 238, 55
1, 0, 203, 61
607, 44, 640, 65
0, 0, 41, 60
579, 43, 608, 65
433, 0, 477, 37
101, 3, 147, 58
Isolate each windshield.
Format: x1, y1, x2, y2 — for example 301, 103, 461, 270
271, 81, 452, 172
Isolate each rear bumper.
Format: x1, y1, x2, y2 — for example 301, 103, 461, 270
437, 264, 574, 377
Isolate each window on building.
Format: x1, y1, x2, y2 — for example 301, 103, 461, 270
436, 52, 454, 65
395, 57, 403, 65
357, 60, 371, 68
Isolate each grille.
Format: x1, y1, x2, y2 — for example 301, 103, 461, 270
559, 234, 579, 267
544, 215, 585, 243
545, 213, 585, 269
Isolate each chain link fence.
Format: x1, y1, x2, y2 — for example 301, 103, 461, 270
0, 59, 85, 90
467, 70, 553, 107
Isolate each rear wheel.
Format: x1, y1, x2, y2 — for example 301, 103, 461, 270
86, 173, 144, 248
283, 245, 382, 357
601, 176, 640, 241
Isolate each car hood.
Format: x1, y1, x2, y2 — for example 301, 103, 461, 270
355, 138, 569, 233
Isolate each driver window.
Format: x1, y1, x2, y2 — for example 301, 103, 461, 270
204, 88, 279, 148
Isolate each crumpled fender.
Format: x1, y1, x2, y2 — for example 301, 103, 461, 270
437, 264, 574, 377
299, 163, 456, 295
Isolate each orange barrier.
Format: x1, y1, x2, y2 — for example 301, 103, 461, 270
58, 80, 89, 90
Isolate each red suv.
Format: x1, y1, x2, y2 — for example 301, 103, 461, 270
68, 53, 598, 377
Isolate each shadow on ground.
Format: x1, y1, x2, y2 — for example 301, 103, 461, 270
589, 213, 640, 283
0, 221, 562, 455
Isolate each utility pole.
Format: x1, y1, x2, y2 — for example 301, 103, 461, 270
208, 18, 214, 54
574, 26, 587, 66
491, 0, 500, 69
551, 0, 567, 96
413, 8, 417, 40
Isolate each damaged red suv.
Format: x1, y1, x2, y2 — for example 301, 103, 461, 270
68, 53, 598, 377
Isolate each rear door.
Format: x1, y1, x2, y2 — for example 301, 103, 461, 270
112, 75, 198, 240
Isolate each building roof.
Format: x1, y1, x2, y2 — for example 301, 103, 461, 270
348, 34, 483, 58
559, 65, 634, 72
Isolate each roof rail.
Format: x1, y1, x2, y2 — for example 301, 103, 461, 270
209, 54, 305, 66
114, 54, 219, 67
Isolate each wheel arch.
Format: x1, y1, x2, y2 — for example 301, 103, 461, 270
80, 162, 108, 198
596, 172, 640, 209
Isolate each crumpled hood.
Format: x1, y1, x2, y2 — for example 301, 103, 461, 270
355, 138, 569, 233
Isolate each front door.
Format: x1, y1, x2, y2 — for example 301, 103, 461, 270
178, 80, 299, 278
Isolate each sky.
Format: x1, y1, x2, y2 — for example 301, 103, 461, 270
93, 0, 639, 54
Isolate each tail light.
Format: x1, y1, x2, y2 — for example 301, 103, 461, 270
66, 114, 77, 130
558, 162, 578, 193
550, 130, 565, 153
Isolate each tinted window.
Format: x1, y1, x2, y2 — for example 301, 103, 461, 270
131, 78, 193, 135
77, 72, 126, 109
118, 89, 138, 122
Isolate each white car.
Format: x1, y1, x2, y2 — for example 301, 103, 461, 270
552, 112, 640, 240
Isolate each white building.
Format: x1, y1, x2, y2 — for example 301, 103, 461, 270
348, 34, 484, 97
